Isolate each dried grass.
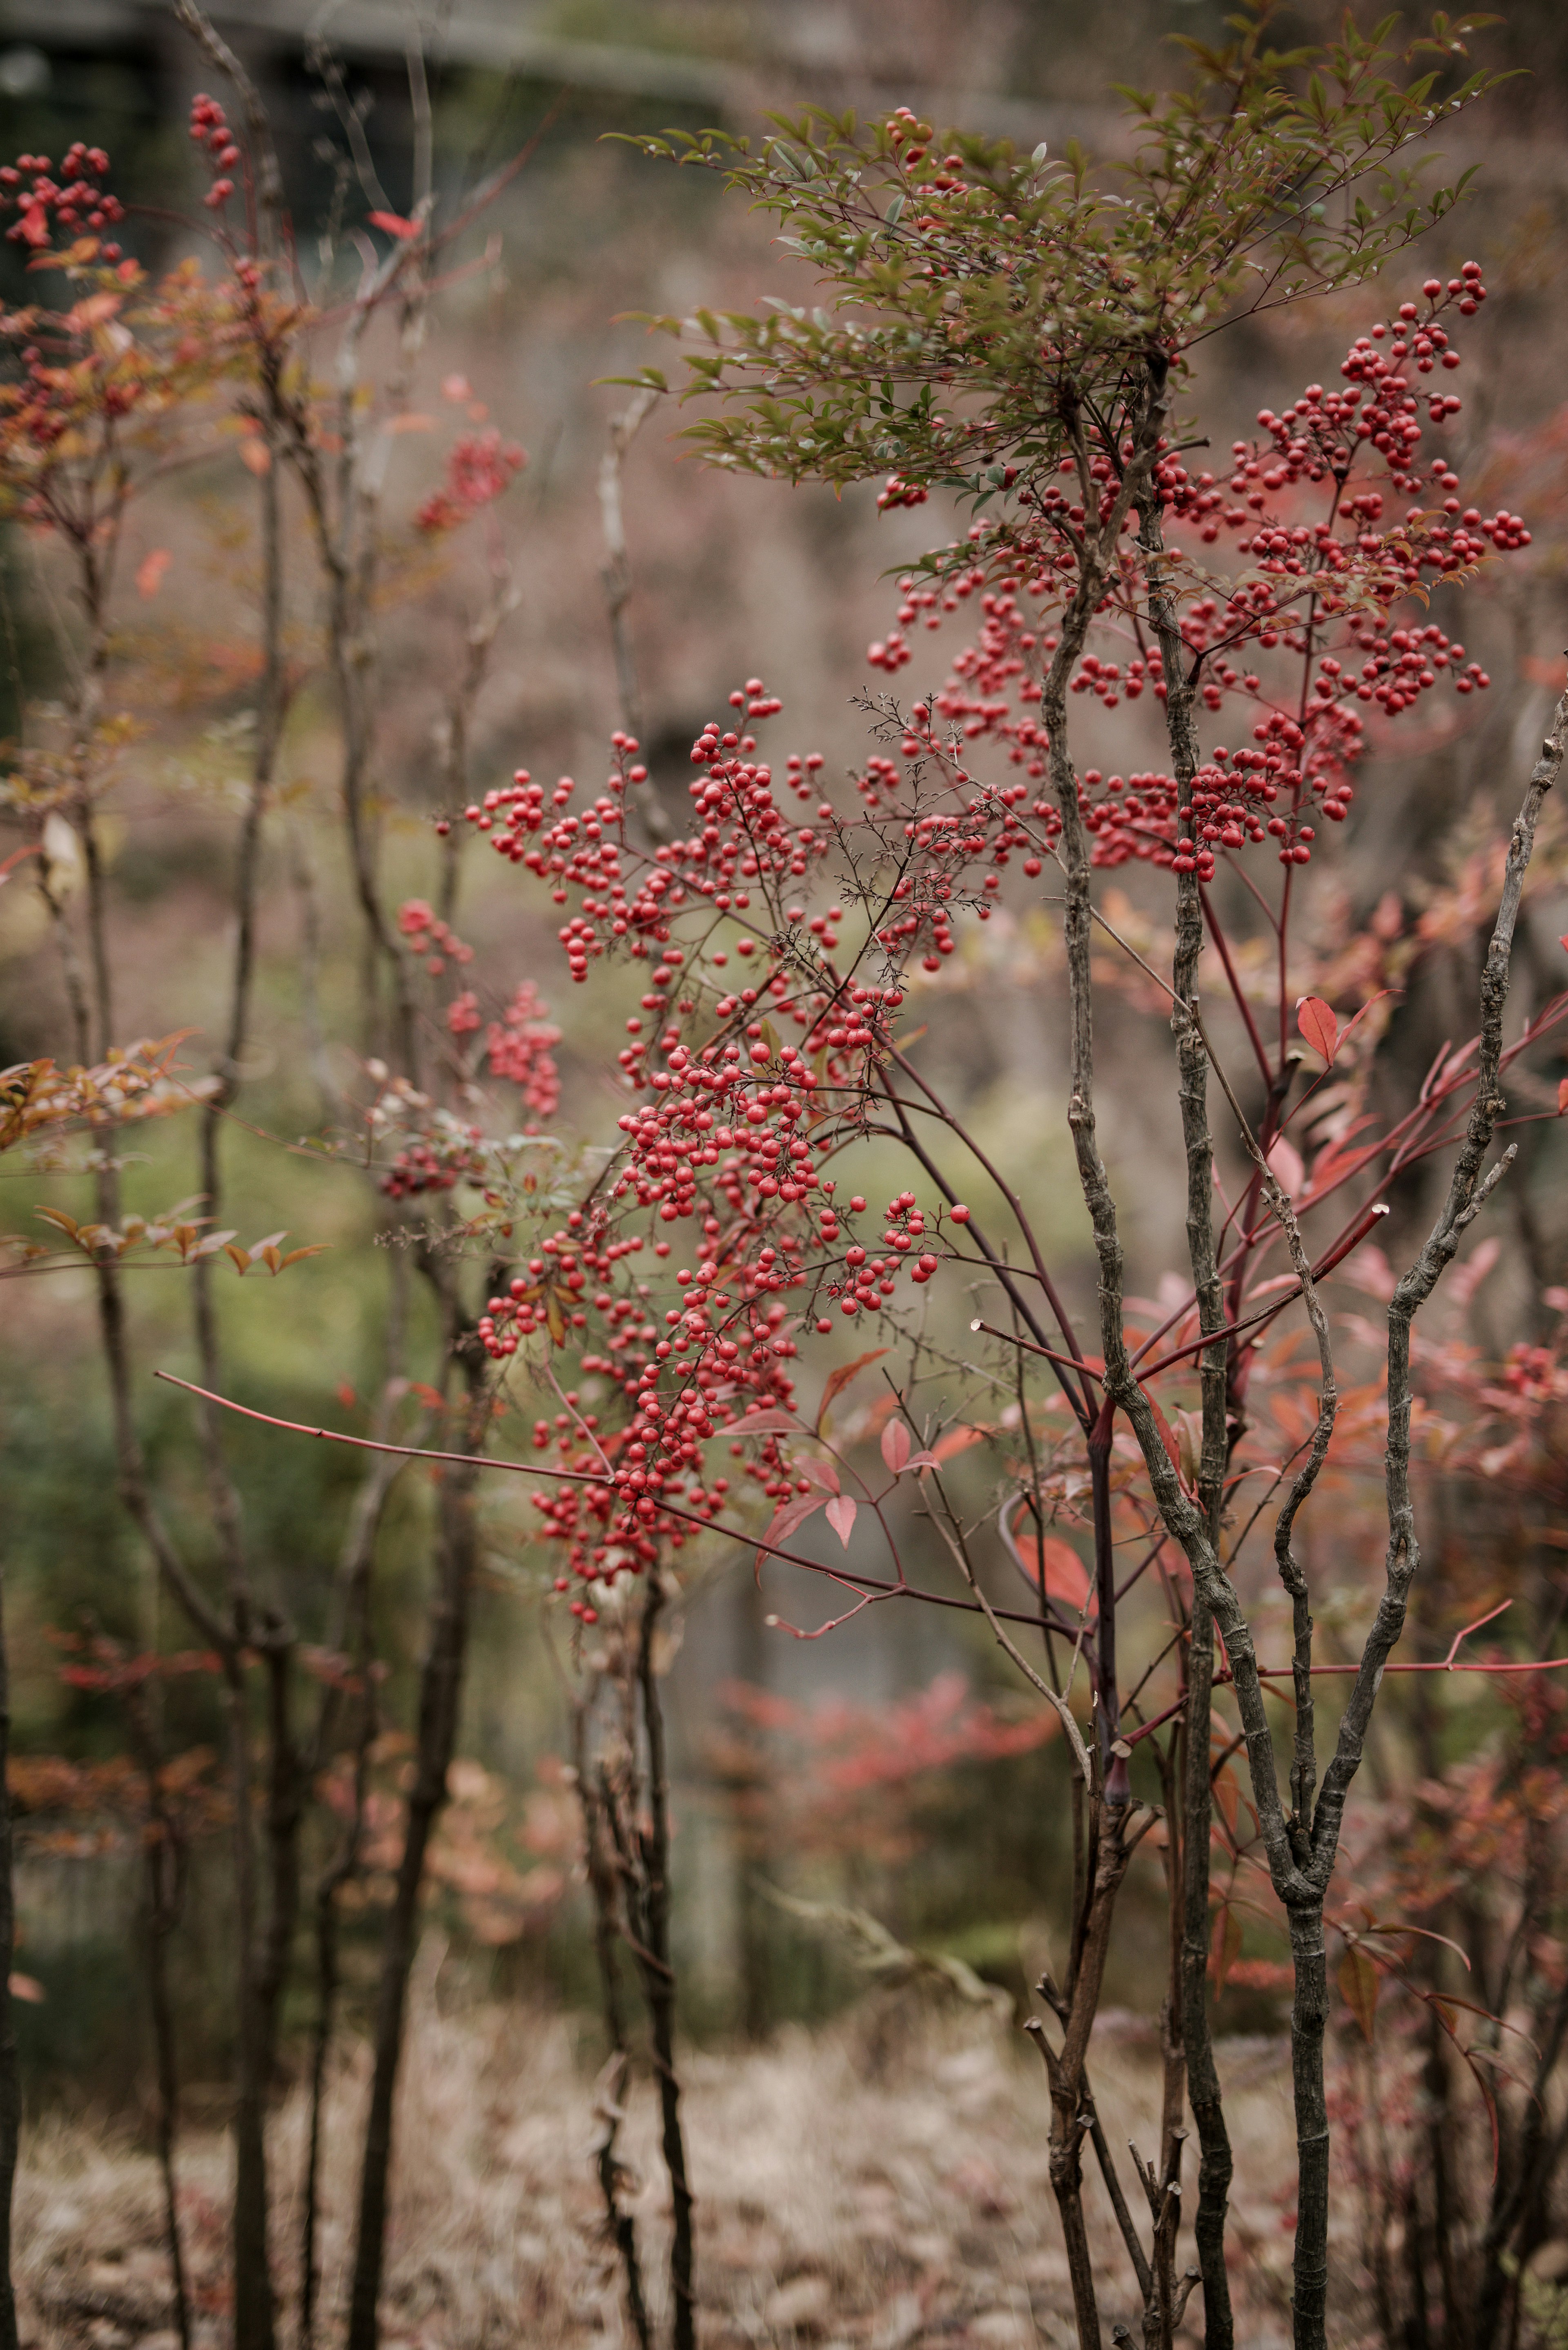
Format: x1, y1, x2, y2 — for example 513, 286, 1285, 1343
14, 1955, 1318, 2348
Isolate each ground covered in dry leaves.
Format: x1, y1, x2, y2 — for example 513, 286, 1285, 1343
15, 1965, 1314, 2348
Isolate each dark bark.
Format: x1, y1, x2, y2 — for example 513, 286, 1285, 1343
633, 1581, 696, 2350
123, 1685, 193, 2350
1140, 475, 1236, 2350
575, 1697, 653, 2350
345, 1345, 484, 2350
0, 1558, 19, 2350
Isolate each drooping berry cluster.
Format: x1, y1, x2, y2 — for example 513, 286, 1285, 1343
188, 94, 241, 214
397, 898, 473, 978
483, 983, 561, 1125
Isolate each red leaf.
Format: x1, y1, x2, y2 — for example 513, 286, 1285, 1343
17, 202, 49, 250
1296, 995, 1339, 1064
369, 209, 419, 239
882, 1420, 911, 1473
817, 1348, 889, 1430
728, 1407, 801, 1436
754, 1493, 824, 1581
1558, 1076, 1568, 1115
824, 1495, 858, 1548
795, 1456, 840, 1495
8, 1974, 44, 2004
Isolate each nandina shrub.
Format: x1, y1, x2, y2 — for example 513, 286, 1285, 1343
3, 12, 1567, 2350
414, 20, 1568, 2350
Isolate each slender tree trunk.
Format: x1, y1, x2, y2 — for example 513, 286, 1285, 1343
575, 1697, 653, 2350
1142, 454, 1236, 2350
1286, 1902, 1330, 2348
146, 1855, 193, 2350
345, 1352, 483, 2350
226, 1656, 275, 2350
1181, 1594, 1233, 2347
0, 1558, 20, 2350
634, 1581, 696, 2350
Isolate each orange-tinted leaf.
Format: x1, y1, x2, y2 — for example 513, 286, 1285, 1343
1297, 995, 1339, 1064
882, 1419, 912, 1473
135, 548, 171, 599
544, 1292, 568, 1347
369, 209, 419, 239
1559, 1075, 1568, 1115
825, 1495, 858, 1547
1339, 1944, 1381, 2042
239, 438, 272, 477
817, 1348, 889, 1430
8, 1973, 45, 2004
1022, 1535, 1092, 1614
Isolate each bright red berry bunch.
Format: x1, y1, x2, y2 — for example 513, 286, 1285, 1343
0, 145, 121, 255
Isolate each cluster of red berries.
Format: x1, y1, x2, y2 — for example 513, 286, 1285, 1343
0, 146, 122, 255
878, 279, 1516, 872
381, 1136, 482, 1199
415, 429, 526, 533
877, 474, 929, 511
398, 898, 472, 978
483, 983, 561, 1124
189, 94, 241, 212
465, 693, 835, 998
479, 298, 1523, 1610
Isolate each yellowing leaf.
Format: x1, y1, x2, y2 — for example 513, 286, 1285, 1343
1339, 1943, 1381, 2042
